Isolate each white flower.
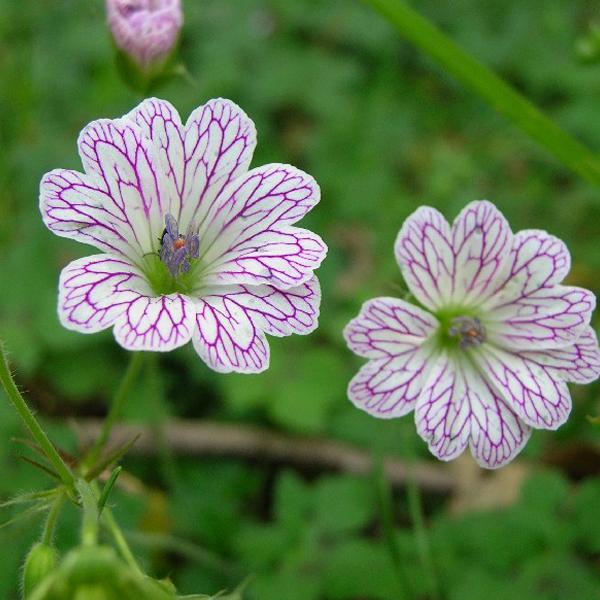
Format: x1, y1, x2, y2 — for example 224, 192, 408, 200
344, 201, 600, 468
40, 98, 327, 372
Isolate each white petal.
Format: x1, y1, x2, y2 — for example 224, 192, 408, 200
451, 200, 513, 306
113, 293, 196, 352
343, 297, 438, 359
415, 352, 531, 467
198, 164, 325, 289
348, 347, 432, 419
474, 345, 572, 429
415, 352, 472, 461
394, 206, 454, 311
521, 327, 600, 384
180, 98, 257, 230
486, 285, 595, 350
192, 278, 321, 373
58, 254, 150, 333
484, 229, 571, 309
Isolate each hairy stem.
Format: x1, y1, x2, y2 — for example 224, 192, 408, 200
0, 342, 74, 487
77, 479, 99, 547
364, 0, 600, 187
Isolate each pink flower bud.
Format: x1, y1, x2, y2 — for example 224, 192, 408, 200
106, 0, 183, 71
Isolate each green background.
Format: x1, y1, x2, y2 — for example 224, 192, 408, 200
1, 0, 599, 598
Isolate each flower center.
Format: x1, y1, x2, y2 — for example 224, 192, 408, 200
448, 316, 486, 350
159, 213, 200, 278
142, 214, 201, 296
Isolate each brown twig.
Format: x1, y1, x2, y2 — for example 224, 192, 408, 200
72, 419, 454, 493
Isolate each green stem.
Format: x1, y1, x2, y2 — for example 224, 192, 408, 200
375, 457, 413, 599
84, 480, 144, 574
84, 351, 145, 470
41, 491, 65, 545
102, 504, 144, 575
406, 465, 440, 600
363, 0, 600, 187
0, 342, 74, 488
77, 479, 99, 547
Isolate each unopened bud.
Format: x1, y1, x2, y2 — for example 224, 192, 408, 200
22, 543, 59, 598
27, 546, 176, 600
106, 0, 183, 75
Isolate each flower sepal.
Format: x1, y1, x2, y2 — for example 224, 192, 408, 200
114, 45, 179, 94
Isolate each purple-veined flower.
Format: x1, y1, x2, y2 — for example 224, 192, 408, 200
106, 0, 183, 71
40, 98, 327, 373
344, 201, 600, 468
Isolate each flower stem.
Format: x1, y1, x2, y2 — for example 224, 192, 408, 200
96, 482, 144, 576
0, 342, 74, 488
84, 351, 145, 471
363, 0, 600, 188
77, 479, 99, 547
375, 456, 413, 599
406, 464, 441, 600
41, 491, 65, 545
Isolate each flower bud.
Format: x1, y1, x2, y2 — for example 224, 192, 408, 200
106, 0, 183, 75
22, 543, 59, 598
27, 546, 176, 600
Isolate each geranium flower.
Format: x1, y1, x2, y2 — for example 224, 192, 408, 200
40, 98, 326, 373
344, 201, 600, 468
106, 0, 183, 72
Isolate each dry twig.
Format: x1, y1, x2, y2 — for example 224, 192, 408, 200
73, 418, 454, 493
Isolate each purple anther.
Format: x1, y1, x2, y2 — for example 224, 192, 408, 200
159, 213, 200, 277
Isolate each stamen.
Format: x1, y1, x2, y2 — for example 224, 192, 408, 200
448, 316, 486, 350
159, 213, 200, 277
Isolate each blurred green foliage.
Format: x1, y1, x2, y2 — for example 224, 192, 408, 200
1, 0, 600, 598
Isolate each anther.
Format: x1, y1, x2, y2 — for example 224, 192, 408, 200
159, 213, 200, 277
448, 316, 486, 350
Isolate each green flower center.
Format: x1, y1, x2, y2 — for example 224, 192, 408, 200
141, 253, 201, 296
435, 308, 486, 351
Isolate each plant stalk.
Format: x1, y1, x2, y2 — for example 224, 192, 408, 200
364, 0, 600, 187
0, 342, 74, 487
83, 351, 145, 470
375, 457, 413, 599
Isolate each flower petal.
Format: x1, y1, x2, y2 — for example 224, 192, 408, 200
199, 164, 325, 288
451, 200, 512, 306
60, 254, 195, 351
113, 294, 196, 352
41, 169, 139, 259
127, 97, 255, 229
76, 117, 165, 256
474, 346, 572, 429
179, 98, 257, 230
126, 98, 185, 219
343, 297, 438, 359
467, 374, 531, 469
486, 285, 595, 350
192, 278, 321, 373
348, 348, 431, 419
394, 207, 454, 311
59, 254, 149, 333
484, 229, 571, 309
415, 352, 471, 461
520, 327, 600, 384
415, 352, 531, 466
